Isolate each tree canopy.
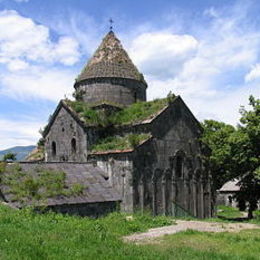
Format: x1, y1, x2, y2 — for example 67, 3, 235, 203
202, 95, 260, 218
3, 152, 16, 162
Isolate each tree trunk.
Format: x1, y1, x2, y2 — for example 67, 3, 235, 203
248, 201, 256, 219
248, 208, 253, 219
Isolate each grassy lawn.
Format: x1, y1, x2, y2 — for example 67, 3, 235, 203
0, 204, 259, 260
217, 205, 244, 219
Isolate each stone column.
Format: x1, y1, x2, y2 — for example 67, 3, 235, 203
171, 176, 177, 217
162, 176, 166, 216
192, 176, 197, 217
203, 176, 211, 218
199, 176, 204, 218
139, 178, 144, 214
183, 178, 189, 213
152, 179, 156, 216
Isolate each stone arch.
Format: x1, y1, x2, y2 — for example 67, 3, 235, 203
171, 150, 186, 179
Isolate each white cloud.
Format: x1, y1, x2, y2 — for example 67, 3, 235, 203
245, 64, 260, 82
128, 2, 260, 125
0, 118, 42, 150
0, 10, 80, 102
130, 32, 198, 79
0, 10, 80, 70
0, 65, 75, 102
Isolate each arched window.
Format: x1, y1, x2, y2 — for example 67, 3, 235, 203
71, 138, 76, 154
176, 155, 183, 178
51, 141, 56, 157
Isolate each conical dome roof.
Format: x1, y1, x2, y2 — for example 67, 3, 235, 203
76, 31, 145, 83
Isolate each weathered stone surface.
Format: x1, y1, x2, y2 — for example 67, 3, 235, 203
74, 31, 147, 107
39, 31, 214, 218
76, 31, 145, 82
45, 106, 88, 162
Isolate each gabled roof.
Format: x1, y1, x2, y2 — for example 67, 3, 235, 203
42, 100, 87, 138
43, 96, 203, 139
76, 31, 145, 83
0, 162, 121, 208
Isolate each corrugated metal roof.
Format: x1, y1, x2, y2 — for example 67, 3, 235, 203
0, 162, 121, 207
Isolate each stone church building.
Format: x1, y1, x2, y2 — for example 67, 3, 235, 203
1, 30, 213, 218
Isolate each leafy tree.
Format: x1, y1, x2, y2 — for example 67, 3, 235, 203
201, 120, 236, 190
229, 96, 260, 218
202, 96, 260, 219
3, 152, 16, 162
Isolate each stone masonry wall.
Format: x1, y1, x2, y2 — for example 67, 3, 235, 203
94, 154, 134, 213
76, 78, 146, 106
132, 99, 212, 218
91, 98, 213, 218
45, 107, 87, 162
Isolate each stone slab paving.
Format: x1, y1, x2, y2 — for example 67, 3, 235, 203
123, 220, 260, 244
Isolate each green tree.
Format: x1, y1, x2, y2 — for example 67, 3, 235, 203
3, 152, 16, 162
229, 96, 260, 218
201, 119, 236, 190
202, 96, 260, 219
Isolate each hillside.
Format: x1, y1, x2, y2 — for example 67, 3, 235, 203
0, 145, 35, 161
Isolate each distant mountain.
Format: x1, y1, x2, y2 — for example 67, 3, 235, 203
0, 145, 36, 161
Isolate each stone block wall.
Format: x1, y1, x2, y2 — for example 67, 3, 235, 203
75, 77, 146, 106
45, 107, 87, 162
92, 153, 134, 213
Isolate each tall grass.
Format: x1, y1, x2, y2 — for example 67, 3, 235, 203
0, 204, 259, 260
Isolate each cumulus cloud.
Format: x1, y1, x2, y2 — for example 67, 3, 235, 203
0, 10, 80, 148
0, 10, 80, 70
0, 118, 42, 150
128, 3, 260, 125
130, 32, 198, 78
0, 10, 80, 103
245, 64, 260, 82
0, 65, 76, 102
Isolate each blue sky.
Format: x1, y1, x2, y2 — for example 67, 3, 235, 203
0, 0, 260, 149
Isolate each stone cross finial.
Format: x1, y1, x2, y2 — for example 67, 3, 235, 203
109, 18, 114, 31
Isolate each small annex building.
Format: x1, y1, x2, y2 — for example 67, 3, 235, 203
1, 30, 214, 218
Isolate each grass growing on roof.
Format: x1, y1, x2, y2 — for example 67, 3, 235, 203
109, 98, 170, 125
66, 96, 174, 127
91, 133, 151, 152
2, 164, 84, 204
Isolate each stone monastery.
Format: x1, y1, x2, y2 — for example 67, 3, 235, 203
1, 30, 213, 218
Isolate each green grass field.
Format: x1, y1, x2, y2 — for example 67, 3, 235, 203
0, 205, 259, 260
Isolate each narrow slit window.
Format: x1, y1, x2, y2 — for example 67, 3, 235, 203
71, 138, 76, 154
51, 141, 56, 157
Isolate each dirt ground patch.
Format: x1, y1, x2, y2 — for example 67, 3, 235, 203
123, 220, 260, 244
